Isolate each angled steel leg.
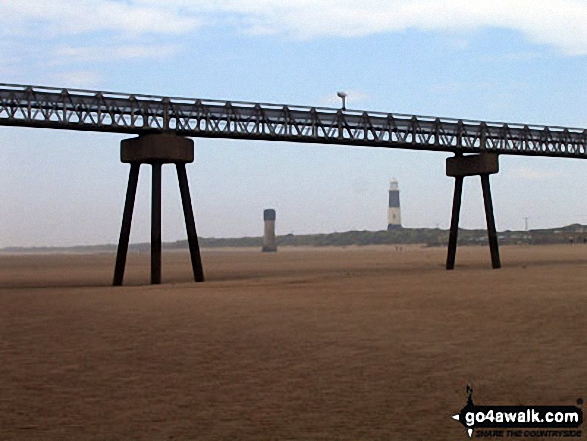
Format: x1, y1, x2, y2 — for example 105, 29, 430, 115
113, 162, 140, 286
151, 162, 162, 284
176, 163, 205, 282
446, 176, 464, 270
480, 174, 501, 269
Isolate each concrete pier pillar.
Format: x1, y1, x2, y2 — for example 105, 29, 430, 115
176, 163, 205, 282
150, 162, 162, 284
481, 174, 501, 269
113, 163, 140, 286
113, 134, 204, 285
262, 209, 277, 252
446, 175, 463, 270
445, 152, 501, 270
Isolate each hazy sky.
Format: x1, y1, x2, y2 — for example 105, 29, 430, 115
2, 0, 587, 247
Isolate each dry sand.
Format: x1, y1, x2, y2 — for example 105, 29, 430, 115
0, 244, 586, 440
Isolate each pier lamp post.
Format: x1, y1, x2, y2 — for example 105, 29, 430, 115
337, 91, 347, 111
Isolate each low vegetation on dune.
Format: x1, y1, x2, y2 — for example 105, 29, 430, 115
4, 225, 587, 253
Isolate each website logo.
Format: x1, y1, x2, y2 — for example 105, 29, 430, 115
452, 385, 583, 438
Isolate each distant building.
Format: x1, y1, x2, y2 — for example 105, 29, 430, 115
262, 209, 277, 252
387, 179, 402, 230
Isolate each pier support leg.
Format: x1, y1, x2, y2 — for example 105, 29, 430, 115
445, 152, 501, 270
176, 163, 205, 282
446, 176, 463, 270
151, 162, 162, 284
480, 174, 501, 269
112, 134, 203, 286
113, 163, 140, 286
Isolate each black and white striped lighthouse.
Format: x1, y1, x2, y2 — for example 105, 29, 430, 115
387, 179, 402, 230
262, 209, 277, 252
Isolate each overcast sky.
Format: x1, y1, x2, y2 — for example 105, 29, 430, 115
2, 0, 587, 247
